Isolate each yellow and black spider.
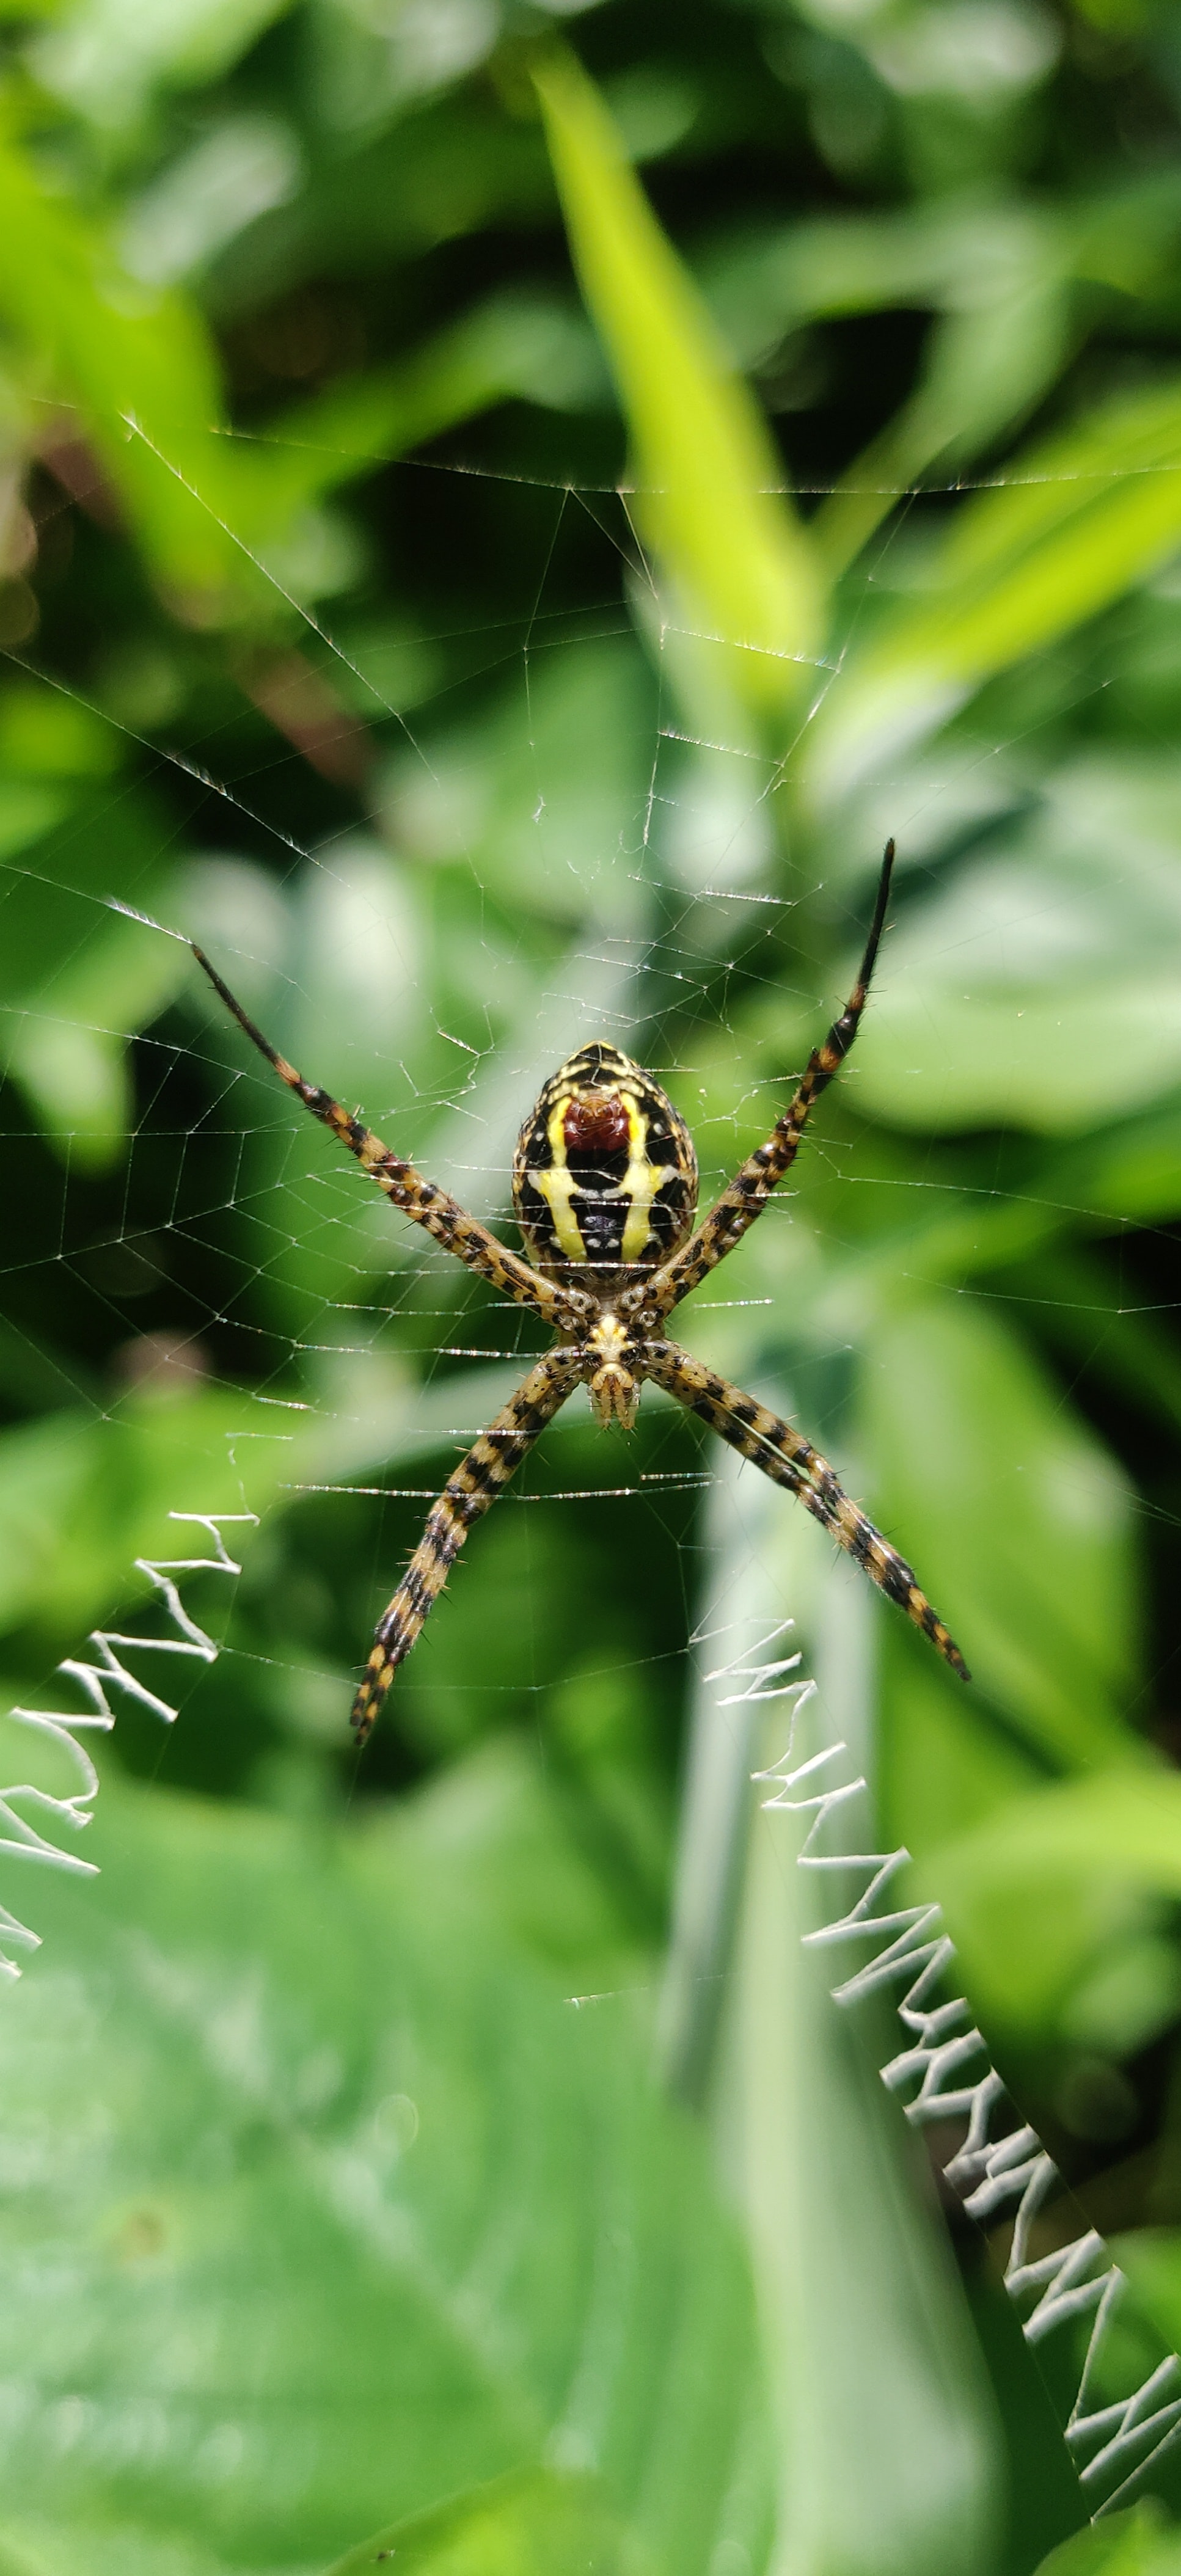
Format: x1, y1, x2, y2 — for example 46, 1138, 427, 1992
193, 839, 968, 1745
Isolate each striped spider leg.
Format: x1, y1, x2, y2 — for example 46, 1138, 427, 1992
191, 946, 595, 1341
616, 839, 968, 1679
351, 1348, 584, 1740
191, 947, 596, 1741
640, 1342, 968, 1679
620, 839, 897, 1327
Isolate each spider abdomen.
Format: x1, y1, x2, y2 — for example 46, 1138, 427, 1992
511, 1041, 698, 1283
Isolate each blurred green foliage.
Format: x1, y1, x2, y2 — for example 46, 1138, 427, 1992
4, 0, 1181, 2567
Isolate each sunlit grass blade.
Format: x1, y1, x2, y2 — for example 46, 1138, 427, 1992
669, 1453, 1001, 2575
808, 377, 1181, 795
533, 46, 825, 728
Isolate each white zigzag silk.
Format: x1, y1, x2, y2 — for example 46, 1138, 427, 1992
694, 1618, 1181, 2523
0, 1512, 254, 1977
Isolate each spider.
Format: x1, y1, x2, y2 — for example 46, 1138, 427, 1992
193, 839, 968, 1745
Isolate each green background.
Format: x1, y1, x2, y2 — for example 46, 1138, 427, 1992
3, 0, 1181, 2566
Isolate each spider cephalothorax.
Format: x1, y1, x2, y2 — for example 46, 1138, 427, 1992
193, 840, 969, 1746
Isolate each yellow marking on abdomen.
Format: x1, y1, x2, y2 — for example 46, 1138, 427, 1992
620, 1098, 657, 1264
535, 1095, 588, 1264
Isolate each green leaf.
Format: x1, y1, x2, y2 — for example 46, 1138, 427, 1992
1033, 2502, 1181, 2574
918, 1769, 1181, 2040
809, 377, 1181, 795
0, 2522, 247, 2576
879, 1620, 1043, 1864
324, 2466, 646, 2575
0, 1776, 769, 2571
0, 680, 119, 778
533, 47, 825, 726
0, 1390, 255, 1660
858, 1298, 1139, 1770
0, 775, 191, 1166
5, 905, 190, 1169
852, 761, 1181, 1134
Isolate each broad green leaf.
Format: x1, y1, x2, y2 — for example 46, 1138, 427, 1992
0, 1775, 770, 2572
858, 1299, 1139, 1769
1038, 1098, 1181, 1231
0, 1390, 257, 1662
703, 200, 1062, 356
917, 1770, 1181, 2038
5, 906, 190, 1169
0, 784, 168, 1011
0, 2528, 252, 2576
325, 2467, 646, 2575
0, 1353, 519, 1675
808, 378, 1181, 795
853, 762, 1181, 1133
1033, 2507, 1181, 2575
387, 1735, 659, 1999
703, 180, 1181, 374
879, 1621, 1042, 1864
0, 773, 191, 1165
533, 47, 825, 726
857, 975, 1181, 1137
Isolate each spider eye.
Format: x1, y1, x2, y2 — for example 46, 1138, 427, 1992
563, 1095, 630, 1155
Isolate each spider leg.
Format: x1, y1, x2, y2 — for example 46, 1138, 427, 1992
192, 947, 593, 1335
629, 842, 894, 1323
643, 1338, 968, 1680
351, 1346, 584, 1743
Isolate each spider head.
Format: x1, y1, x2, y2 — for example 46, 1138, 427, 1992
511, 1042, 698, 1288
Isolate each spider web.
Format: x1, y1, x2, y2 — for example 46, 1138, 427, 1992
2, 418, 1180, 2539
0, 439, 906, 1804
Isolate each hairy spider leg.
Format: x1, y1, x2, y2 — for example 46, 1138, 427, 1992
643, 1338, 969, 1680
627, 840, 896, 1323
191, 946, 592, 1335
351, 1349, 584, 1743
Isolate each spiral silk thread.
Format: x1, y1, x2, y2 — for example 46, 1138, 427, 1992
0, 1512, 254, 1978
696, 1625, 1181, 2520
